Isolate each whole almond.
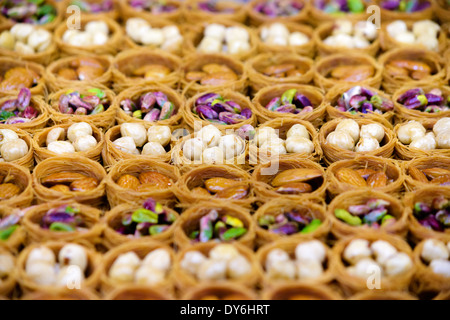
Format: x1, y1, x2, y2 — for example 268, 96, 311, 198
50, 184, 71, 193
0, 183, 21, 200
336, 168, 367, 187
215, 184, 249, 200
367, 172, 388, 188
271, 168, 322, 187
139, 172, 172, 188
205, 177, 240, 193
274, 182, 312, 194
185, 71, 206, 82
263, 64, 295, 76
191, 187, 211, 197
41, 172, 88, 186
70, 177, 99, 192
355, 168, 378, 179
409, 166, 429, 183
200, 72, 238, 86
202, 64, 233, 74
116, 174, 140, 189
422, 168, 450, 180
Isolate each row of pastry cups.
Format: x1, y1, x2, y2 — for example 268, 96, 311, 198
1, 13, 449, 66
9, 283, 447, 300
3, 0, 443, 30
5, 108, 450, 172
0, 230, 447, 299
5, 43, 448, 101
3, 155, 449, 251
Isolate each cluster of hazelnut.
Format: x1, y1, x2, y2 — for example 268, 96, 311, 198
45, 122, 98, 154
265, 240, 327, 280
420, 239, 450, 278
343, 239, 413, 278
108, 249, 171, 286
259, 23, 309, 47
197, 24, 250, 55
113, 123, 171, 157
182, 125, 245, 163
125, 18, 182, 51
0, 129, 28, 162
180, 244, 251, 281
62, 21, 110, 47
254, 125, 314, 155
386, 20, 440, 51
326, 119, 385, 152
25, 244, 88, 286
323, 20, 377, 49
0, 23, 52, 55
397, 118, 450, 151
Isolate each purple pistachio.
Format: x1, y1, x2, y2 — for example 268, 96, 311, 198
120, 99, 136, 113
16, 88, 31, 111
218, 112, 246, 124
397, 88, 424, 103
424, 94, 443, 105
295, 93, 312, 108
69, 95, 94, 111
274, 104, 296, 113
139, 92, 156, 112
240, 108, 252, 119
1, 100, 16, 112
225, 100, 241, 113
143, 108, 160, 122
237, 124, 255, 140
153, 92, 168, 107
349, 95, 367, 110
23, 106, 37, 119
348, 205, 371, 216
266, 97, 281, 111
196, 105, 218, 119
196, 93, 221, 105
269, 222, 299, 235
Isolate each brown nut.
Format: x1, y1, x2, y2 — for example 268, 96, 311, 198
41, 172, 88, 186
133, 64, 170, 76
385, 64, 409, 77
204, 177, 240, 193
200, 72, 238, 86
215, 184, 249, 199
286, 69, 304, 77
50, 184, 71, 193
430, 175, 450, 186
185, 71, 206, 81
271, 168, 322, 187
0, 183, 21, 200
262, 64, 295, 76
408, 166, 429, 183
422, 168, 450, 180
138, 172, 172, 188
70, 57, 104, 69
70, 177, 99, 192
191, 187, 211, 197
116, 174, 140, 190
202, 63, 233, 74
57, 68, 78, 80
0, 67, 38, 91
336, 168, 367, 187
390, 60, 431, 73
274, 182, 312, 194
367, 172, 388, 188
355, 168, 378, 179
331, 65, 374, 81
77, 66, 104, 81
